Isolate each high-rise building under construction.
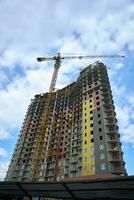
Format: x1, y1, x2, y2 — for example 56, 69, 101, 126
5, 61, 126, 182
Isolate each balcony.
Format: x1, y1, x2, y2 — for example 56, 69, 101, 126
107, 136, 118, 143
65, 161, 69, 166
70, 159, 77, 163
109, 153, 121, 161
47, 165, 55, 170
105, 116, 116, 122
45, 173, 54, 178
64, 169, 69, 174
110, 166, 126, 175
78, 153, 82, 158
108, 146, 120, 152
105, 125, 118, 133
109, 159, 125, 165
71, 151, 78, 156
105, 121, 116, 127
70, 167, 77, 172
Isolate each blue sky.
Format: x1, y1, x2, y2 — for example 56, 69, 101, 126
0, 0, 134, 180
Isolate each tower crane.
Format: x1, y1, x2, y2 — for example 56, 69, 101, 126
29, 52, 124, 182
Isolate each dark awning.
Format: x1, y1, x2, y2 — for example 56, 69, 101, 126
0, 175, 134, 199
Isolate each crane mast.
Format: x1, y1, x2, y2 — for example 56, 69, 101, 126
29, 54, 61, 181
29, 52, 124, 181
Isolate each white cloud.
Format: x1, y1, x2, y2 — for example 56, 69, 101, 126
0, 148, 8, 157
122, 124, 134, 146
0, 161, 9, 181
113, 90, 134, 147
0, 66, 54, 137
115, 63, 124, 70
0, 129, 10, 140
0, 0, 133, 67
116, 106, 130, 128
127, 95, 134, 107
110, 82, 126, 97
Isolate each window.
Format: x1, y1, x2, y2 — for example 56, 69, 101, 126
96, 91, 99, 95
85, 119, 87, 122
91, 130, 93, 135
98, 114, 100, 117
100, 136, 103, 140
90, 99, 92, 102
90, 117, 93, 120
101, 163, 106, 170
99, 144, 104, 150
90, 105, 92, 108
91, 138, 94, 143
85, 133, 87, 137
98, 121, 101, 124
85, 126, 87, 129
97, 102, 100, 106
100, 153, 105, 159
90, 123, 93, 127
99, 128, 102, 132
96, 96, 99, 100
97, 107, 100, 111
85, 148, 87, 153
90, 110, 93, 114
85, 113, 87, 116
85, 140, 87, 144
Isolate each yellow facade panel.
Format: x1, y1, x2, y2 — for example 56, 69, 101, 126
81, 98, 95, 176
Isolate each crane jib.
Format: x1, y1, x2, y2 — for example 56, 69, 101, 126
37, 55, 125, 62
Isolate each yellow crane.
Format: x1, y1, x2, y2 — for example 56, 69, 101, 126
29, 52, 124, 181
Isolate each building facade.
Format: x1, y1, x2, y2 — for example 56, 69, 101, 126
5, 61, 126, 182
